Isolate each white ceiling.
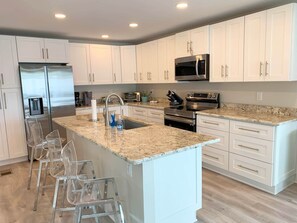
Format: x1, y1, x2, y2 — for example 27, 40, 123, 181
0, 0, 295, 43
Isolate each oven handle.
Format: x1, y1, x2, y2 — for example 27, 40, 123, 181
164, 115, 195, 125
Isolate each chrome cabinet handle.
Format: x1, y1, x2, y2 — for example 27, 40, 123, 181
221, 65, 224, 77
203, 154, 219, 160
1, 73, 4, 85
203, 121, 219, 126
238, 127, 260, 133
0, 97, 2, 109
42, 48, 45, 59
225, 65, 228, 77
134, 72, 137, 81
150, 112, 161, 116
135, 109, 144, 113
260, 62, 263, 76
3, 93, 7, 109
166, 70, 169, 80
139, 73, 142, 81
46, 48, 49, 59
92, 73, 95, 82
238, 164, 259, 173
265, 61, 269, 76
164, 71, 166, 80
190, 41, 193, 55
238, 144, 260, 152
89, 73, 92, 82
187, 41, 189, 53
113, 73, 116, 82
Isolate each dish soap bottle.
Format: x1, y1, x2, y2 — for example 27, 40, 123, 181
117, 115, 123, 131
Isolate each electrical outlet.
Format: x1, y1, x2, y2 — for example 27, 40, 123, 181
256, 92, 263, 101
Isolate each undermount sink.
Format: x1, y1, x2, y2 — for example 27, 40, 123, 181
123, 119, 150, 130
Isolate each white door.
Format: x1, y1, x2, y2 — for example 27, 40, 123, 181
69, 43, 91, 85
225, 17, 244, 82
0, 93, 8, 161
175, 31, 190, 58
265, 4, 293, 81
2, 88, 27, 158
190, 26, 210, 55
89, 44, 113, 84
136, 45, 142, 82
44, 39, 69, 63
244, 11, 267, 82
0, 35, 19, 88
210, 22, 226, 82
16, 36, 45, 63
121, 45, 137, 83
112, 46, 122, 84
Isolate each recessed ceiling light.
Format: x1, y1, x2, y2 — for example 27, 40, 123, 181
129, 23, 138, 28
176, 2, 188, 9
101, 35, 109, 39
55, 13, 66, 19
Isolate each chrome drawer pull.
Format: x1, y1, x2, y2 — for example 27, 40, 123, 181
135, 109, 144, 113
151, 112, 161, 116
238, 144, 259, 152
203, 154, 219, 160
203, 121, 219, 126
238, 164, 259, 173
238, 127, 260, 133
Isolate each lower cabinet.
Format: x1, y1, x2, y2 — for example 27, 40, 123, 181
0, 88, 27, 163
76, 105, 128, 116
197, 114, 297, 194
128, 106, 164, 124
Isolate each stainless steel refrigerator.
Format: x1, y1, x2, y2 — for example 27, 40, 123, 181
19, 64, 75, 141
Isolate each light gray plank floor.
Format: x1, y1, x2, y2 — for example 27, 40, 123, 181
1, 162, 297, 223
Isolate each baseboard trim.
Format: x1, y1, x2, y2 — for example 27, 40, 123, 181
0, 156, 28, 167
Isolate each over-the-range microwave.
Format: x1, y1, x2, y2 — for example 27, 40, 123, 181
175, 54, 209, 81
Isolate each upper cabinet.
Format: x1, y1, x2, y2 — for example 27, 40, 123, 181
69, 43, 113, 85
0, 35, 19, 88
175, 26, 209, 58
120, 45, 137, 83
16, 37, 69, 63
111, 46, 122, 84
244, 4, 297, 81
138, 41, 159, 83
158, 36, 176, 83
210, 17, 244, 82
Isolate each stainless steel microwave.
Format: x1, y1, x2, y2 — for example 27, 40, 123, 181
175, 54, 209, 81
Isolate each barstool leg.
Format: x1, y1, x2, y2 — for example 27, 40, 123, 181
59, 178, 67, 217
27, 147, 35, 190
91, 206, 99, 223
51, 178, 60, 223
112, 200, 120, 223
33, 160, 43, 211
41, 161, 49, 195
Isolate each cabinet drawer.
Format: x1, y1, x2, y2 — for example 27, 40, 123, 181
198, 127, 229, 151
132, 107, 147, 116
147, 109, 164, 119
230, 121, 274, 140
202, 147, 229, 170
197, 116, 229, 132
230, 134, 274, 163
229, 153, 272, 186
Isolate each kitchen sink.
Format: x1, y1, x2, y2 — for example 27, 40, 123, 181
123, 119, 150, 130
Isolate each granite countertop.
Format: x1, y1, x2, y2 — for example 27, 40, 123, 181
53, 114, 219, 165
196, 105, 297, 126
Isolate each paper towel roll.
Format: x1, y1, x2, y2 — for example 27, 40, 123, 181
91, 99, 97, 121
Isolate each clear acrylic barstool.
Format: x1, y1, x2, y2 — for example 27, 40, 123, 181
61, 140, 125, 223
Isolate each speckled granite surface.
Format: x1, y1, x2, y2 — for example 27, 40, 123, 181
197, 103, 297, 126
53, 114, 219, 165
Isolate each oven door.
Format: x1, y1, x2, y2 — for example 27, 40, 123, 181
164, 115, 196, 132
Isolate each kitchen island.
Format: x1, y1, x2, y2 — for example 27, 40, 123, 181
53, 114, 219, 223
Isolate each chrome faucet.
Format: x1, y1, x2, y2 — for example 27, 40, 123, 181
104, 93, 125, 126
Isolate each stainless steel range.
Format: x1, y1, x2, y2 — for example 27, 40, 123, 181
164, 92, 220, 132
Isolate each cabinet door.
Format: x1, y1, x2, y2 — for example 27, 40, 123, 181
225, 17, 244, 82
2, 88, 27, 158
0, 35, 19, 88
158, 37, 168, 82
141, 43, 150, 82
190, 26, 210, 55
89, 44, 113, 84
69, 43, 91, 85
265, 4, 293, 81
146, 40, 158, 82
112, 46, 122, 84
209, 22, 226, 82
16, 36, 45, 63
136, 45, 142, 82
44, 38, 69, 63
120, 45, 137, 83
0, 94, 8, 161
244, 11, 267, 82
166, 36, 176, 82
175, 31, 190, 58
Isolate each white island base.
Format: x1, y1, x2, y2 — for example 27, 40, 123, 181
67, 129, 202, 223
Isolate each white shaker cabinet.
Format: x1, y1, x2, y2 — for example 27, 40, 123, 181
120, 45, 137, 83
0, 35, 19, 88
0, 89, 27, 162
16, 36, 69, 63
244, 4, 297, 81
210, 17, 244, 82
111, 46, 122, 84
175, 26, 209, 58
136, 45, 142, 82
158, 36, 175, 83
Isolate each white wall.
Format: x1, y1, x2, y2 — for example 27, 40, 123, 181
74, 84, 137, 100
136, 82, 297, 108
